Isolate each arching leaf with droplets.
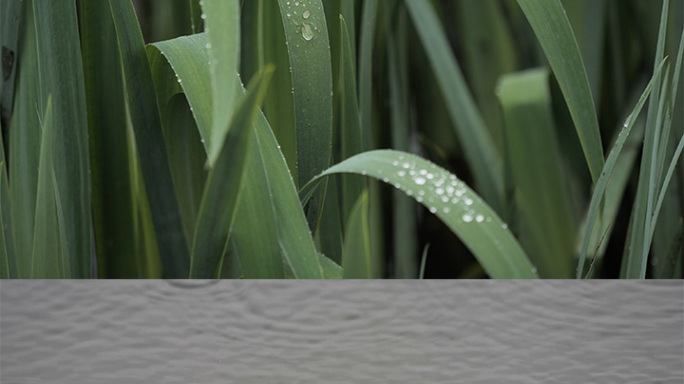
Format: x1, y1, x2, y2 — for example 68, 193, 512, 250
302, 150, 539, 279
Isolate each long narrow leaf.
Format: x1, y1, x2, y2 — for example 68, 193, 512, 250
33, 0, 91, 277
405, 0, 503, 212
342, 190, 372, 278
108, 0, 189, 277
190, 67, 274, 278
150, 33, 324, 278
578, 60, 666, 277
276, 0, 332, 188
30, 96, 62, 277
518, 0, 604, 183
623, 0, 670, 278
202, 0, 240, 166
498, 68, 575, 278
82, 0, 142, 277
304, 150, 539, 279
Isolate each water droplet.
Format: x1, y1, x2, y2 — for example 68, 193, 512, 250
416, 196, 423, 203
397, 170, 406, 177
464, 197, 473, 206
402, 163, 410, 169
301, 23, 314, 40
435, 188, 444, 195
392, 160, 399, 166
287, 12, 291, 17
476, 214, 484, 223
394, 183, 400, 189
303, 10, 310, 19
419, 169, 428, 175
177, 78, 182, 83
443, 207, 450, 213
414, 176, 426, 185
426, 173, 434, 180
201, 13, 207, 20
462, 213, 473, 222
382, 177, 389, 182
441, 196, 449, 203
295, 1, 300, 5
502, 223, 509, 229
361, 170, 367, 175
429, 207, 437, 214
205, 42, 212, 49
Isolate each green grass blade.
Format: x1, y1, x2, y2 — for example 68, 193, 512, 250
229, 125, 286, 278
7, 2, 40, 277
275, 1, 332, 182
254, 111, 324, 279
498, 68, 575, 278
387, 8, 417, 278
108, 0, 189, 277
190, 67, 274, 278
30, 96, 62, 277
405, 0, 503, 212
517, 0, 605, 183
342, 190, 372, 278
578, 60, 666, 278
242, 0, 298, 178
163, 94, 207, 243
305, 150, 539, 278
150, 34, 213, 148
150, 33, 323, 278
339, 15, 364, 225
276, 0, 333, 234
359, 0, 378, 150
33, 0, 92, 277
202, 0, 240, 166
81, 0, 142, 277
623, 0, 670, 278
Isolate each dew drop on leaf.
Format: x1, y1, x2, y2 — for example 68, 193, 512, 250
301, 23, 314, 40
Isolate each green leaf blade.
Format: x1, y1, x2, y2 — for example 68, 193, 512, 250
518, 0, 605, 183
315, 150, 539, 279
405, 0, 503, 212
190, 67, 274, 278
108, 0, 189, 277
202, 0, 241, 166
498, 68, 575, 278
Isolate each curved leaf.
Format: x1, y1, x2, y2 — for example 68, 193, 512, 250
306, 150, 539, 279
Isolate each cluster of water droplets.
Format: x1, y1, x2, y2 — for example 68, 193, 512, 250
385, 155, 503, 227
284, 1, 321, 41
